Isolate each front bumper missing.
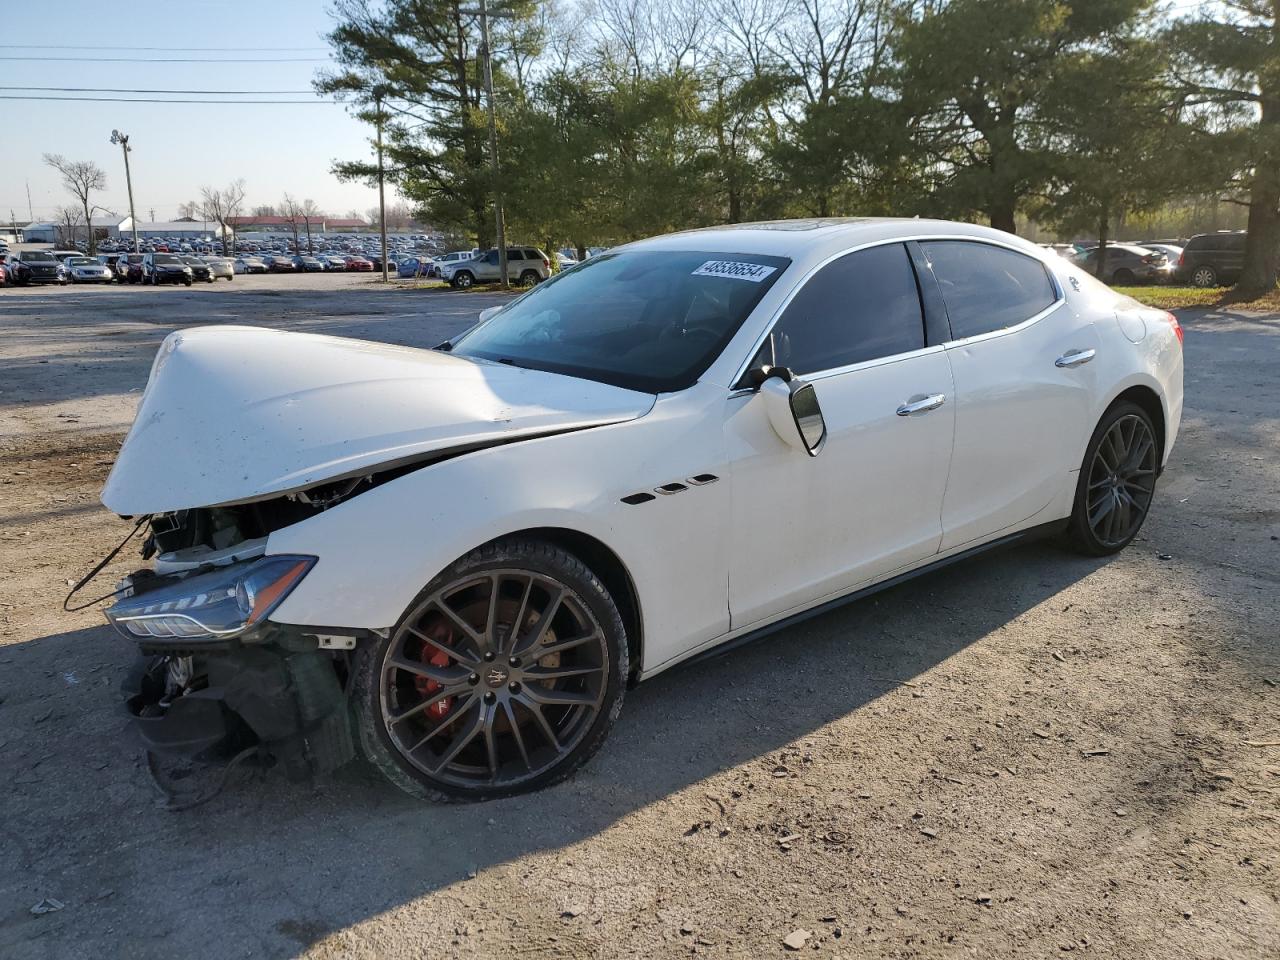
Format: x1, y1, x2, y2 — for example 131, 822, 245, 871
123, 641, 355, 781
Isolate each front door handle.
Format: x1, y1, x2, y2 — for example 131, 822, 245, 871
896, 393, 946, 417
1055, 348, 1096, 368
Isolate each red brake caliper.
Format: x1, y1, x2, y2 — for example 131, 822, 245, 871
414, 622, 455, 719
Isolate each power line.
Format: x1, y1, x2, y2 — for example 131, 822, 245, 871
0, 44, 328, 51
0, 56, 329, 63
0, 95, 337, 104
0, 86, 320, 94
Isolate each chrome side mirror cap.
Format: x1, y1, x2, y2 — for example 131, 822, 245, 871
478, 305, 503, 324
756, 368, 826, 456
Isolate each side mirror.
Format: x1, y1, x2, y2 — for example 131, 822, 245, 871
477, 305, 503, 324
757, 369, 826, 456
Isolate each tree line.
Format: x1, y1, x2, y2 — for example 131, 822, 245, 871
319, 0, 1279, 294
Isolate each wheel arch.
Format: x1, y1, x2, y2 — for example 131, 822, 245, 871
484, 526, 644, 682
1104, 383, 1166, 469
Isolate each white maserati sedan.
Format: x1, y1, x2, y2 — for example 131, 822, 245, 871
97, 218, 1183, 801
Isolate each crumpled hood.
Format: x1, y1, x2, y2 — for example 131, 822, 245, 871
102, 325, 655, 514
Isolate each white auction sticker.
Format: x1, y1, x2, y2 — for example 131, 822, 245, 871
691, 260, 778, 282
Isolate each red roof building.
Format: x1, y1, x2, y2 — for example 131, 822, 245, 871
226, 216, 369, 232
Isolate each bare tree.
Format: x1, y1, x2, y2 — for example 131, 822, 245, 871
55, 205, 85, 248
300, 198, 322, 254
280, 193, 303, 251
200, 179, 248, 257
177, 199, 201, 219
251, 203, 279, 218
43, 154, 106, 255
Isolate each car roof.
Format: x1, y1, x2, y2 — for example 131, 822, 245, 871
623, 217, 1046, 262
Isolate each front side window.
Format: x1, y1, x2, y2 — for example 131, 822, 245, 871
750, 242, 925, 376
921, 240, 1057, 340
451, 250, 789, 393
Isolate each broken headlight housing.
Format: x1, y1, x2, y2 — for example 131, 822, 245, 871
106, 555, 316, 641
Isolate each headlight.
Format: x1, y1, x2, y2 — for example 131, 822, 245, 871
106, 555, 315, 641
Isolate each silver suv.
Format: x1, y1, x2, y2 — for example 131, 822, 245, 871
441, 247, 551, 288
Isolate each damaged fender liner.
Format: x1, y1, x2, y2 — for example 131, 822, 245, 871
124, 628, 361, 780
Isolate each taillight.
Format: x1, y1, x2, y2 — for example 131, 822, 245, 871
1177, 251, 1185, 267
1165, 311, 1183, 346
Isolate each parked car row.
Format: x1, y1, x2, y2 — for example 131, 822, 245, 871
1040, 231, 1250, 288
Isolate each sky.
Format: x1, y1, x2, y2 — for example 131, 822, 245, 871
0, 1, 384, 225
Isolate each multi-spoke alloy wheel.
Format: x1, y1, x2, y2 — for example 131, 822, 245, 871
353, 538, 627, 801
1066, 402, 1160, 556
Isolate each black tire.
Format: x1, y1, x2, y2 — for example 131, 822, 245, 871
1190, 264, 1218, 288
184, 278, 192, 286
519, 269, 539, 287
1064, 401, 1160, 556
352, 536, 628, 802
1112, 268, 1135, 285
453, 270, 474, 290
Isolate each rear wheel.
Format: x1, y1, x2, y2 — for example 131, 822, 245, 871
1112, 268, 1135, 284
353, 537, 627, 802
1191, 264, 1218, 288
519, 269, 539, 287
1065, 401, 1159, 556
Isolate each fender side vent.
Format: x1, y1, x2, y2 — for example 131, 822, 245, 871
687, 473, 719, 485
655, 482, 687, 495
621, 492, 656, 505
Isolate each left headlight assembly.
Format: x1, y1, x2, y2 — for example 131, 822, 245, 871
106, 555, 316, 641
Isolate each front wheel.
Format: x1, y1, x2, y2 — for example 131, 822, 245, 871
1064, 401, 1159, 556
452, 271, 474, 290
352, 537, 628, 802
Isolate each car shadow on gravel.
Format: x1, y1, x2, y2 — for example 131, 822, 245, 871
0, 539, 1104, 958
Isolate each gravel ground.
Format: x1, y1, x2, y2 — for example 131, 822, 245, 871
0, 275, 1277, 959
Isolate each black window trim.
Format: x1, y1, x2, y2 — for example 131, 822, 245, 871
730, 234, 1067, 391
918, 238, 1066, 348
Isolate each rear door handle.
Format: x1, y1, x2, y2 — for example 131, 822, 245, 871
896, 393, 946, 416
1055, 348, 1096, 368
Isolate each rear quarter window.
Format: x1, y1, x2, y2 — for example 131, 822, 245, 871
921, 240, 1058, 340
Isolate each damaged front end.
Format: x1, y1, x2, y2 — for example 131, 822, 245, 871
105, 497, 370, 786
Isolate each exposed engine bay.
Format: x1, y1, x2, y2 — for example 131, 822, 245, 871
107, 475, 391, 805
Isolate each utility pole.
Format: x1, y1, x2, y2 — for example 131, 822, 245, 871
109, 130, 141, 253
375, 90, 389, 282
462, 0, 515, 288
25, 181, 33, 221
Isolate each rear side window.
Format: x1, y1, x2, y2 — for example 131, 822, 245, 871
507, 249, 525, 260
921, 241, 1057, 340
1225, 234, 1247, 251
753, 242, 925, 375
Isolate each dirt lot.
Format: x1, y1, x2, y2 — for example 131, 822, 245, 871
0, 274, 1277, 959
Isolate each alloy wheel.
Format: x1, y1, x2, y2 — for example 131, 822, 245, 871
379, 570, 610, 790
1085, 413, 1157, 548
1192, 266, 1217, 288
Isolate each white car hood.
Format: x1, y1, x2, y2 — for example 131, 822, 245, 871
102, 325, 655, 514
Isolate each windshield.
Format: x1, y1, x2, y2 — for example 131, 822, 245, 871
153, 254, 180, 265
24, 252, 56, 262
68, 257, 95, 265
450, 249, 790, 392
